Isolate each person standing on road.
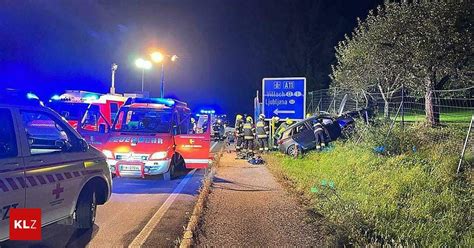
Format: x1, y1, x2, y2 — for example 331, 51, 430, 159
234, 114, 244, 152
313, 122, 326, 151
243, 116, 255, 157
256, 114, 269, 152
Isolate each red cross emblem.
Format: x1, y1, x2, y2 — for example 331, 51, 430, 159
52, 183, 64, 199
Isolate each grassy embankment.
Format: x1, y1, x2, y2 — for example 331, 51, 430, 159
266, 122, 473, 246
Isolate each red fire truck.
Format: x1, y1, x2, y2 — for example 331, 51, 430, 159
47, 91, 127, 148
100, 97, 211, 180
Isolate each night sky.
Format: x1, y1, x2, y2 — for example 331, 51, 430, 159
0, 0, 381, 117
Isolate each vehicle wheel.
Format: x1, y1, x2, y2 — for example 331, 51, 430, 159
287, 144, 302, 158
75, 186, 97, 229
163, 162, 175, 181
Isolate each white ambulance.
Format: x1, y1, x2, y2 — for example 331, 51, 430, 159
0, 89, 112, 242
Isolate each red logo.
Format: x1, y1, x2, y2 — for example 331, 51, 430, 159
9, 208, 41, 241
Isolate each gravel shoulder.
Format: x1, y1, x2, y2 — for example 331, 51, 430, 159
195, 152, 326, 247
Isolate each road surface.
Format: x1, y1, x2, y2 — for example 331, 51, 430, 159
1, 141, 223, 248
195, 151, 325, 246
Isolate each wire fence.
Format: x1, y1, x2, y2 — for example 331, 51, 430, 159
306, 87, 474, 123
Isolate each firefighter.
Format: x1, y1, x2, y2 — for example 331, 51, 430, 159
234, 114, 244, 152
275, 118, 293, 139
190, 117, 197, 134
242, 116, 255, 157
256, 114, 269, 152
313, 122, 326, 151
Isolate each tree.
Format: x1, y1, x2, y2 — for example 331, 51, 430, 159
331, 1, 473, 125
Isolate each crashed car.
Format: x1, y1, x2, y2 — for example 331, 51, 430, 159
277, 115, 344, 156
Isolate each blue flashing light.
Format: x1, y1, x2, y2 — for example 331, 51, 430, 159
26, 93, 39, 100
50, 94, 61, 101
82, 93, 100, 102
200, 109, 215, 114
153, 98, 175, 106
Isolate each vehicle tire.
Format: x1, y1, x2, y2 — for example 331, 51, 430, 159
287, 144, 302, 158
75, 186, 97, 229
163, 162, 175, 181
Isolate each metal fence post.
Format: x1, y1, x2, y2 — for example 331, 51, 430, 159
457, 115, 473, 175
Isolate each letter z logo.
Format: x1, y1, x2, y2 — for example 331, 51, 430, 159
9, 208, 41, 240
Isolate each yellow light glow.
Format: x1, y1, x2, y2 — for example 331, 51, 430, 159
150, 52, 164, 63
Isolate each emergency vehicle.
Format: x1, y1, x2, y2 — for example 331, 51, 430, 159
101, 97, 211, 180
47, 90, 127, 149
0, 89, 112, 242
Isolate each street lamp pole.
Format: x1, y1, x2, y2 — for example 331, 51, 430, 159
110, 63, 118, 94
160, 63, 165, 98
135, 58, 152, 93
141, 68, 145, 92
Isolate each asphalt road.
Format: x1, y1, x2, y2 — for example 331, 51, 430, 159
1, 141, 223, 248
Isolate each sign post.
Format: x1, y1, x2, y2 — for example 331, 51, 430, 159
262, 77, 306, 121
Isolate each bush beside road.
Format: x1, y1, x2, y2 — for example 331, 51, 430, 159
266, 122, 473, 246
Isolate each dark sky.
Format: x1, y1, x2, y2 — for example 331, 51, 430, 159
0, 0, 381, 116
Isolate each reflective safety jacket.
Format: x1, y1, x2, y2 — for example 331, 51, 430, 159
276, 123, 288, 138
235, 119, 244, 136
243, 122, 255, 140
256, 120, 269, 138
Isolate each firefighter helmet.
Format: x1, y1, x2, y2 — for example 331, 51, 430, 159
236, 114, 243, 120
191, 117, 196, 123
246, 116, 253, 123
285, 118, 293, 125
259, 114, 265, 120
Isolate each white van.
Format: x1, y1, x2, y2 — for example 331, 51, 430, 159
0, 90, 112, 242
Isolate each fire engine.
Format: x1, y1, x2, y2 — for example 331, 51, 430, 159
47, 91, 127, 149
100, 97, 211, 180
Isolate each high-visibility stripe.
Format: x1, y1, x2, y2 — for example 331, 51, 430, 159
0, 179, 9, 192
26, 176, 37, 187
46, 175, 56, 183
5, 178, 18, 190
184, 159, 209, 164
36, 175, 47, 185
16, 177, 28, 188
56, 173, 65, 181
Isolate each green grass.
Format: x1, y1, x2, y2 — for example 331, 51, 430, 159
266, 123, 473, 246
390, 110, 473, 123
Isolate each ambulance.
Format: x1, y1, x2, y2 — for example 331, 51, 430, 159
101, 97, 211, 180
47, 91, 127, 149
0, 89, 112, 241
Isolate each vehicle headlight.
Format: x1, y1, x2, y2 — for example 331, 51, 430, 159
102, 150, 114, 159
150, 151, 168, 160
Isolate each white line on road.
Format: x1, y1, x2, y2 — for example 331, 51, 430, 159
210, 141, 218, 152
128, 169, 197, 247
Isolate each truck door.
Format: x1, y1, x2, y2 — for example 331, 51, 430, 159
175, 113, 211, 169
77, 104, 110, 149
0, 108, 25, 241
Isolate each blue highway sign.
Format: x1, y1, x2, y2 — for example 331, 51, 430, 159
262, 77, 306, 120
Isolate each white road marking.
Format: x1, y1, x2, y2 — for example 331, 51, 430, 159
210, 141, 218, 152
128, 169, 197, 247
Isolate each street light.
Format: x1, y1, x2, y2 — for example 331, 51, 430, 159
135, 58, 152, 92
149, 51, 178, 98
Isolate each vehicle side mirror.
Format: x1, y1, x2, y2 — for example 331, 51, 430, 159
79, 138, 89, 152
55, 139, 72, 151
99, 123, 107, 133
172, 125, 178, 135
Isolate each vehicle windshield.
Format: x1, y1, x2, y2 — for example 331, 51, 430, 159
113, 108, 172, 133
48, 102, 90, 121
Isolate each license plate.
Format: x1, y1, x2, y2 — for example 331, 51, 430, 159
120, 165, 141, 171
